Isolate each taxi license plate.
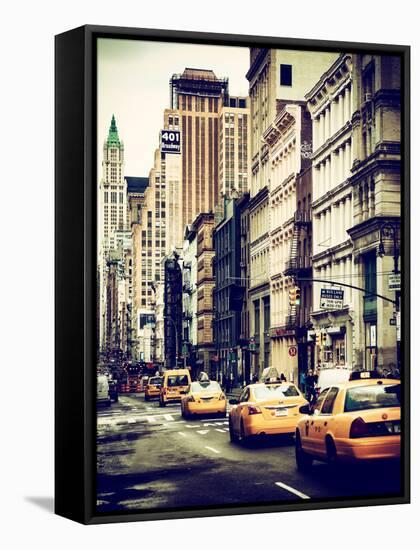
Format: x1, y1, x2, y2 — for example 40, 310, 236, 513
386, 421, 400, 434
275, 409, 288, 417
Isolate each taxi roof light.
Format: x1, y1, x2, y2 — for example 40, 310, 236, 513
349, 370, 381, 381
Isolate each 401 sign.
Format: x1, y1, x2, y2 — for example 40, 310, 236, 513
160, 130, 181, 154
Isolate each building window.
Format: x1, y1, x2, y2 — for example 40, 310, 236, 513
280, 64, 292, 87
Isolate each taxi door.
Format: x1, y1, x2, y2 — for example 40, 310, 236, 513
301, 388, 330, 455
233, 387, 250, 433
311, 387, 340, 457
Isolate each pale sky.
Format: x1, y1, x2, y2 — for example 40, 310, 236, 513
97, 38, 250, 177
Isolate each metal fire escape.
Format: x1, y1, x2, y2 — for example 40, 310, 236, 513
284, 210, 311, 327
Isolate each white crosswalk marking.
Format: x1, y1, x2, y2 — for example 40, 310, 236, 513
164, 414, 174, 421
214, 429, 226, 433
147, 416, 156, 423
197, 430, 210, 435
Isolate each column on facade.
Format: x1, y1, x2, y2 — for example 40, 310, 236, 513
330, 99, 336, 136
314, 116, 319, 150
325, 106, 330, 140
345, 87, 351, 123
319, 112, 325, 146
325, 207, 331, 249
324, 157, 330, 194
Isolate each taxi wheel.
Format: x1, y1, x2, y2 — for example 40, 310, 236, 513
229, 418, 238, 443
181, 405, 189, 419
144, 395, 150, 402
295, 432, 313, 471
239, 420, 248, 444
325, 436, 338, 468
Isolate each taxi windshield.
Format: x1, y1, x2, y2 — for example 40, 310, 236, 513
191, 381, 221, 393
253, 384, 299, 399
344, 384, 400, 412
167, 375, 189, 387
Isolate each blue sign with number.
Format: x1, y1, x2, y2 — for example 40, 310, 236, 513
160, 130, 181, 154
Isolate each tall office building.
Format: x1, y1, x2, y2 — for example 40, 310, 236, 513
98, 115, 129, 351
170, 68, 229, 229
98, 115, 129, 248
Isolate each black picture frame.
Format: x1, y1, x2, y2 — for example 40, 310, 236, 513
55, 24, 410, 525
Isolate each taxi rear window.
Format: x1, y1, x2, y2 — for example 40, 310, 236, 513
166, 375, 189, 387
149, 377, 162, 385
191, 381, 221, 392
344, 384, 400, 412
254, 384, 299, 399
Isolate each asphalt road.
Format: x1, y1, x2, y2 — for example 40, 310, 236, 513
96, 394, 402, 513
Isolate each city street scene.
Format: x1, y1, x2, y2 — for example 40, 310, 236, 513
96, 39, 402, 513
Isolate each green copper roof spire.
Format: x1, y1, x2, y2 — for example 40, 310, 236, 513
106, 114, 121, 147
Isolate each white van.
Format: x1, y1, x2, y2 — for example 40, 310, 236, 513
316, 365, 352, 391
97, 374, 111, 407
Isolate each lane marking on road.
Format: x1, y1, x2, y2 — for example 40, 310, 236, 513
214, 429, 226, 433
201, 419, 227, 423
205, 446, 221, 454
223, 428, 229, 432
275, 482, 310, 500
177, 431, 187, 437
164, 414, 174, 421
197, 430, 210, 435
127, 419, 137, 424
147, 416, 156, 423
185, 424, 199, 428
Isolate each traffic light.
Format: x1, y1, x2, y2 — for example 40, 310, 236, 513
295, 286, 301, 306
289, 287, 296, 306
315, 333, 321, 346
322, 332, 327, 346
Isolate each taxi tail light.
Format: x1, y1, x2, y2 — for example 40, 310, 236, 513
248, 405, 262, 415
187, 395, 195, 402
219, 394, 226, 401
350, 417, 368, 438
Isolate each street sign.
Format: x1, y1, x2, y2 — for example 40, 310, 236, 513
320, 288, 344, 310
288, 346, 297, 357
160, 130, 181, 154
388, 273, 401, 291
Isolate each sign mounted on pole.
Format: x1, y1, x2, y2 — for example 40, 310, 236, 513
288, 346, 297, 357
160, 130, 181, 154
320, 288, 344, 310
388, 273, 401, 291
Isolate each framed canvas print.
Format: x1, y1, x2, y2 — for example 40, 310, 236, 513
55, 25, 410, 524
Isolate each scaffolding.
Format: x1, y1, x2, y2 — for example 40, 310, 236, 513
170, 68, 229, 109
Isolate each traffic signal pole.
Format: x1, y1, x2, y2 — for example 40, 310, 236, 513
294, 277, 397, 305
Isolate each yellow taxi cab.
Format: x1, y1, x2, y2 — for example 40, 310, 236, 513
228, 382, 308, 443
144, 376, 163, 401
159, 369, 191, 407
181, 380, 226, 419
295, 372, 401, 470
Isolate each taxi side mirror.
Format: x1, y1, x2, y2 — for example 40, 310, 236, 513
299, 404, 312, 415
229, 398, 239, 405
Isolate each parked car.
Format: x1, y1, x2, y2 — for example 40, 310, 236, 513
97, 374, 111, 407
